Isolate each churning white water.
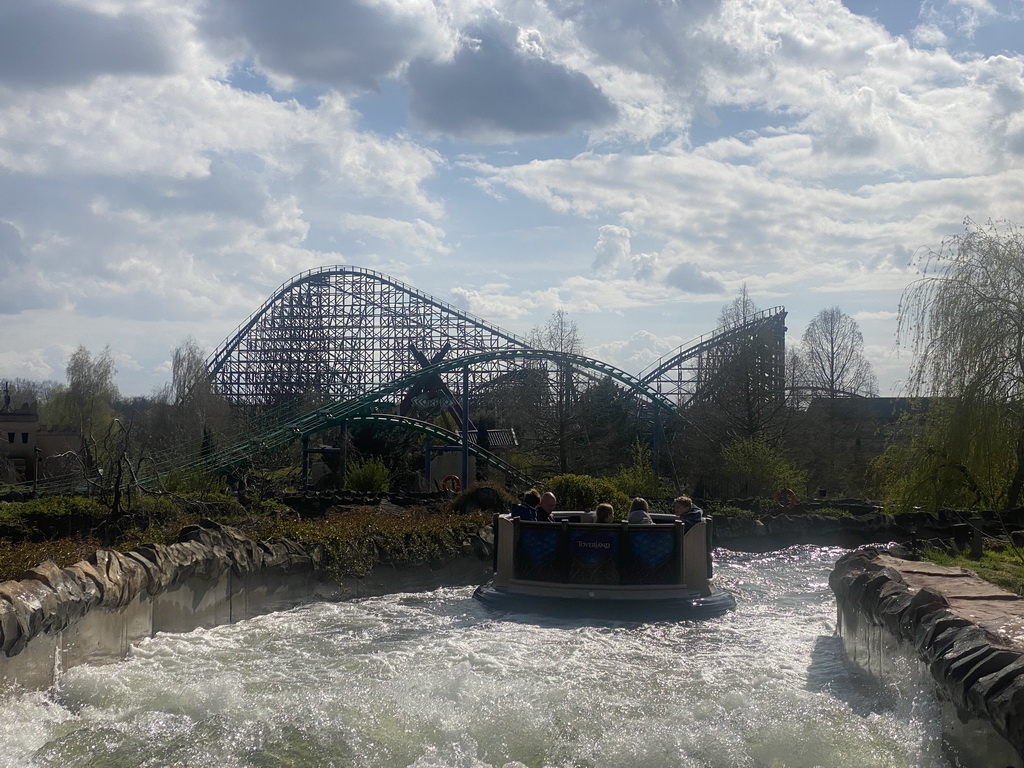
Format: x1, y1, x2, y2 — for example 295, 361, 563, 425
0, 546, 953, 768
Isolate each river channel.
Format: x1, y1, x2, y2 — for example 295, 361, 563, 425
0, 545, 954, 767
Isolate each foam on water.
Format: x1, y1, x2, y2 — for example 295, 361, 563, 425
0, 545, 953, 767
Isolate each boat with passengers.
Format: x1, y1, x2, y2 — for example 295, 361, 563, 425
473, 509, 736, 620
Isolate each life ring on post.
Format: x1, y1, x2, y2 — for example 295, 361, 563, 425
441, 475, 462, 493
773, 488, 798, 509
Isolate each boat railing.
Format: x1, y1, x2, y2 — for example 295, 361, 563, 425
492, 514, 713, 590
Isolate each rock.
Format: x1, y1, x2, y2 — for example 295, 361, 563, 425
968, 654, 1024, 723
944, 645, 1023, 714
125, 544, 178, 595
874, 581, 915, 638
985, 673, 1024, 758
913, 612, 973, 658
88, 550, 148, 609
0, 597, 24, 656
0, 579, 61, 640
20, 560, 99, 628
896, 588, 949, 641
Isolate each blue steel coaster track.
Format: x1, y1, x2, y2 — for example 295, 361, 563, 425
143, 348, 679, 486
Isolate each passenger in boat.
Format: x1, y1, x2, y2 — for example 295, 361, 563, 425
675, 495, 704, 530
595, 502, 614, 523
510, 488, 541, 521
627, 497, 654, 524
537, 491, 557, 522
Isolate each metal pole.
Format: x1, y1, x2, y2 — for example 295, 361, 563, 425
462, 365, 470, 490
652, 406, 660, 483
301, 436, 309, 490
424, 436, 432, 490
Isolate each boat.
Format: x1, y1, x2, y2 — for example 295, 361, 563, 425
473, 511, 736, 620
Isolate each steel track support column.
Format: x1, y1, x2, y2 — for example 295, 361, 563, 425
424, 435, 432, 490
301, 436, 309, 490
652, 406, 660, 483
462, 365, 470, 490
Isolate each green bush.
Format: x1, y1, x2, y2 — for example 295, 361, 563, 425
709, 504, 757, 519
547, 474, 630, 516
610, 440, 669, 499
345, 457, 391, 493
813, 506, 853, 518
261, 509, 491, 578
721, 436, 807, 499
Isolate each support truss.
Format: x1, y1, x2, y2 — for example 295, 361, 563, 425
208, 266, 532, 406
639, 307, 788, 407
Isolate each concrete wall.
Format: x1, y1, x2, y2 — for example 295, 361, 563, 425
0, 520, 494, 692
831, 548, 1024, 768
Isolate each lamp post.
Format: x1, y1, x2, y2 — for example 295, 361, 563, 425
33, 447, 41, 495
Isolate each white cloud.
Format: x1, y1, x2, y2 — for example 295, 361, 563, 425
449, 285, 535, 324
592, 224, 630, 276
3, 0, 1024, 398
591, 329, 684, 375
340, 213, 449, 258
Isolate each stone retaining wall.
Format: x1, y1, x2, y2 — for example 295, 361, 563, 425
0, 520, 495, 692
830, 548, 1024, 768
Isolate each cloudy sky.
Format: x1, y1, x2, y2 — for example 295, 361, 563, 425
2, 0, 1024, 397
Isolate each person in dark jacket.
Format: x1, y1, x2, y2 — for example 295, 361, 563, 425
537, 491, 557, 521
675, 495, 704, 530
510, 488, 542, 521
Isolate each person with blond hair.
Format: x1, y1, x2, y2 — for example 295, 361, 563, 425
595, 502, 614, 523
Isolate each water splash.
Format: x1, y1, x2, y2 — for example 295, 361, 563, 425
0, 547, 952, 767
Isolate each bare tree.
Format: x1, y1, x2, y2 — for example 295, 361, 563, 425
717, 283, 758, 327
528, 310, 586, 473
699, 287, 787, 439
800, 307, 878, 398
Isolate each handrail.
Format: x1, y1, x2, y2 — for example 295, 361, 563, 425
638, 305, 786, 383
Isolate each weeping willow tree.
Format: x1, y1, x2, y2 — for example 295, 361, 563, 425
877, 219, 1024, 511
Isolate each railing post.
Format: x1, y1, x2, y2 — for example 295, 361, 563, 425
492, 513, 500, 572
705, 516, 714, 579
674, 520, 685, 584
461, 365, 470, 490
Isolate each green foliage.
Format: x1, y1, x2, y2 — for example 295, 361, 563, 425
812, 506, 854, 518
611, 440, 665, 499
870, 400, 1015, 513
0, 495, 107, 522
345, 457, 391, 493
451, 482, 516, 514
709, 504, 757, 519
920, 544, 1024, 596
0, 536, 104, 582
895, 219, 1024, 508
258, 509, 491, 579
547, 473, 630, 515
721, 435, 807, 499
162, 469, 228, 497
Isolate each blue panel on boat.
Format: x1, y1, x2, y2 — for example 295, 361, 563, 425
629, 529, 674, 569
519, 528, 560, 565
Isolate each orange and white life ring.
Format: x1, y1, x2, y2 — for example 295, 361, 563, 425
441, 475, 462, 493
773, 488, 798, 508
